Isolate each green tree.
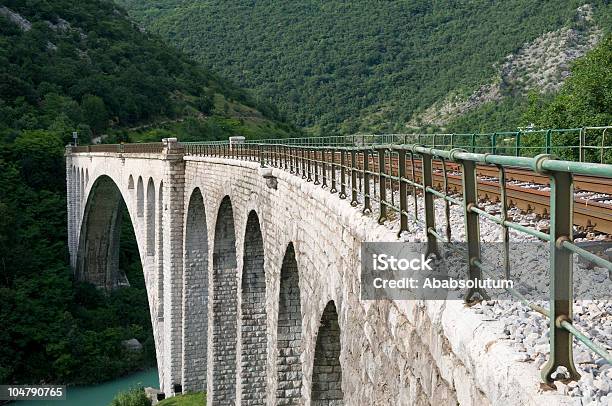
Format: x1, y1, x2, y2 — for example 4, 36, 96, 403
81, 94, 109, 135
529, 35, 612, 128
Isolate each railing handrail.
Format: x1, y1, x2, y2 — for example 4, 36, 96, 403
179, 126, 612, 164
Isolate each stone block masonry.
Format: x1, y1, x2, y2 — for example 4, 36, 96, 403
311, 301, 343, 405
212, 197, 238, 404
240, 211, 268, 405
276, 243, 303, 405
182, 188, 208, 392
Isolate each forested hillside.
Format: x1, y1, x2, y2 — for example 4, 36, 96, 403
118, 0, 611, 134
0, 0, 295, 386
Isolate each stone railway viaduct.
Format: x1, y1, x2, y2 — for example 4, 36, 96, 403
66, 139, 569, 405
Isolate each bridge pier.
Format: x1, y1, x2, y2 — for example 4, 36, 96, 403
160, 138, 187, 396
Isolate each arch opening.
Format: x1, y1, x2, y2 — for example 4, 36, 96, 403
128, 174, 134, 190
311, 301, 343, 405
146, 178, 156, 256
276, 243, 303, 404
182, 188, 209, 392
77, 175, 128, 290
137, 176, 144, 217
240, 211, 267, 403
75, 174, 158, 386
212, 196, 238, 403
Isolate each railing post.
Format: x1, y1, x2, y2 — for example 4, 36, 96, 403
579, 127, 585, 162
397, 149, 408, 236
459, 157, 487, 303
321, 148, 328, 188
498, 166, 510, 279
340, 150, 347, 199
362, 150, 371, 213
314, 149, 320, 185
471, 133, 476, 153
350, 149, 358, 206
515, 131, 521, 157
377, 148, 386, 222
259, 144, 264, 167
422, 153, 438, 258
541, 162, 580, 382
307, 149, 312, 182
301, 148, 307, 179
491, 132, 497, 154
330, 149, 337, 193
601, 128, 607, 164
545, 129, 552, 154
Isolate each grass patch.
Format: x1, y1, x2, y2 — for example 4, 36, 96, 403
110, 387, 151, 406
157, 392, 206, 406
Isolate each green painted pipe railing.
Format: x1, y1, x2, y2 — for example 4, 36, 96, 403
191, 126, 611, 164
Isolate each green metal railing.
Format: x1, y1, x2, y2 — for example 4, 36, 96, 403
238, 126, 611, 164
183, 138, 612, 384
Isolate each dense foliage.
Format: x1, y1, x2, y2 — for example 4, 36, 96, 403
110, 387, 152, 406
525, 35, 612, 129
522, 34, 612, 162
0, 131, 156, 384
118, 0, 610, 134
0, 0, 297, 143
0, 0, 295, 386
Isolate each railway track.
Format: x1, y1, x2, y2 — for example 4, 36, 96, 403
425, 161, 612, 235
315, 153, 612, 235
219, 150, 612, 234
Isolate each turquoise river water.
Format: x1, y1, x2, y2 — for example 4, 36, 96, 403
13, 369, 159, 406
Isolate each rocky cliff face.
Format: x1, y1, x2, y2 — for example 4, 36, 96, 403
410, 4, 603, 128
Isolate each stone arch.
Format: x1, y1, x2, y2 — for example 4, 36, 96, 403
212, 196, 238, 403
311, 301, 343, 405
146, 178, 156, 256
85, 168, 89, 186
182, 187, 209, 392
76, 175, 137, 291
240, 210, 267, 403
137, 176, 144, 217
276, 242, 303, 404
128, 174, 134, 190
76, 173, 162, 390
